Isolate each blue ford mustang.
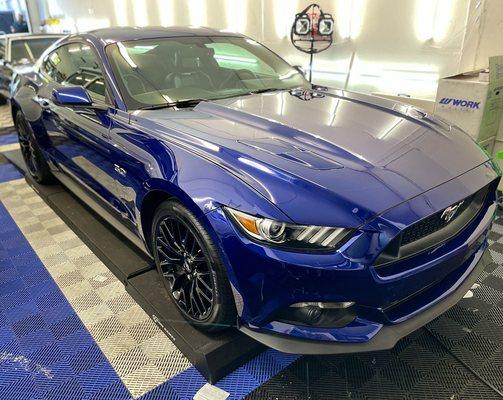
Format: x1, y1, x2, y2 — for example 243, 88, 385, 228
10, 27, 499, 353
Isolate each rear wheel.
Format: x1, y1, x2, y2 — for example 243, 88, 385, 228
16, 112, 53, 184
151, 200, 236, 331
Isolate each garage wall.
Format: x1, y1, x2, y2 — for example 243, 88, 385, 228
459, 0, 503, 72
37, 0, 474, 100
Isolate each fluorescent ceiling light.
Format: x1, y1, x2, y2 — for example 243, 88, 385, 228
415, 0, 454, 42
133, 0, 148, 26
190, 0, 206, 26
226, 0, 247, 32
113, 0, 128, 25
275, 0, 298, 38
158, 0, 174, 26
337, 0, 364, 39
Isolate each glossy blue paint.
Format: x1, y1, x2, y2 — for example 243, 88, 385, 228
10, 28, 500, 351
52, 86, 93, 106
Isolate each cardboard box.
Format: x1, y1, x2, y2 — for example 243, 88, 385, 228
479, 135, 496, 155
434, 69, 491, 141
434, 56, 503, 190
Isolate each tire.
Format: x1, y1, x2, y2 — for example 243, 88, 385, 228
0, 94, 7, 106
151, 200, 237, 331
15, 112, 53, 184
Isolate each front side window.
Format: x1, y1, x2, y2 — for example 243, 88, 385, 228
106, 36, 308, 109
42, 43, 107, 100
10, 37, 61, 64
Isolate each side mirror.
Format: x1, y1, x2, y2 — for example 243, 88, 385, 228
52, 86, 93, 106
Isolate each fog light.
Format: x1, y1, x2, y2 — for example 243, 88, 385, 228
275, 302, 357, 328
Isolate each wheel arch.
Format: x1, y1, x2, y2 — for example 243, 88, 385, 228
138, 178, 220, 252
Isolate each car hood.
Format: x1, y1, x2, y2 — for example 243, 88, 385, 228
134, 89, 488, 227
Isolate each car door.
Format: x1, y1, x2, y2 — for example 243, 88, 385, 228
0, 38, 10, 98
36, 42, 135, 228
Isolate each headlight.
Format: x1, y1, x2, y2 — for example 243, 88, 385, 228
224, 207, 352, 251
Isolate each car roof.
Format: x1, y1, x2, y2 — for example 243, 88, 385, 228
9, 33, 65, 41
2, 32, 29, 39
81, 26, 245, 43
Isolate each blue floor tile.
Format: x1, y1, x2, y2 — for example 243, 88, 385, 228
0, 133, 17, 145
0, 164, 22, 183
0, 202, 131, 400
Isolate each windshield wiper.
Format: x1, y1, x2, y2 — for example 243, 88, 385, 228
138, 99, 206, 110
138, 89, 292, 111
247, 88, 285, 95
138, 92, 260, 111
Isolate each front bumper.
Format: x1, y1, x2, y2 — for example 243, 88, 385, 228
206, 162, 498, 353
240, 247, 491, 354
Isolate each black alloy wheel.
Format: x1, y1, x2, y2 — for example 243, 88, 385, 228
151, 200, 236, 331
156, 216, 214, 320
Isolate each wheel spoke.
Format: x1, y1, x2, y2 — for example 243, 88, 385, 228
157, 237, 183, 260
157, 246, 175, 263
182, 226, 190, 248
175, 222, 185, 249
196, 284, 212, 303
189, 235, 197, 255
160, 221, 184, 252
156, 215, 214, 321
196, 275, 212, 292
178, 288, 188, 309
190, 280, 204, 316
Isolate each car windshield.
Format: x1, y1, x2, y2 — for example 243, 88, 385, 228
11, 37, 61, 63
106, 36, 309, 109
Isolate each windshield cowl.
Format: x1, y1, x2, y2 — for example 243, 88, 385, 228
136, 87, 310, 111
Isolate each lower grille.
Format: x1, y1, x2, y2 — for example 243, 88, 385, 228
374, 184, 490, 271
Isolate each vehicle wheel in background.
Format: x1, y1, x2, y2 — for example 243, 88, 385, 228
15, 112, 53, 184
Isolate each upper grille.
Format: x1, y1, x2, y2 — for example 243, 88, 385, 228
374, 184, 490, 270
400, 196, 473, 246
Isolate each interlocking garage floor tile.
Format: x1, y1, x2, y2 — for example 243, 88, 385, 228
1, 118, 501, 398
0, 201, 130, 400
0, 105, 13, 128
246, 221, 503, 400
0, 179, 190, 398
0, 177, 294, 399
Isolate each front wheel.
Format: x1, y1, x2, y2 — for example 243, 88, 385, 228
151, 200, 237, 331
15, 112, 53, 184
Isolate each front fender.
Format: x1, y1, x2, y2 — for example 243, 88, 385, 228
135, 143, 295, 244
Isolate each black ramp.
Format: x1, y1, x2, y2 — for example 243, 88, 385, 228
4, 148, 265, 383
127, 269, 264, 383
4, 149, 152, 282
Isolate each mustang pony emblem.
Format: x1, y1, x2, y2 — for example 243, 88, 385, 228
441, 201, 464, 223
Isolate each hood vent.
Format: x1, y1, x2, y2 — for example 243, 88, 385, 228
238, 138, 343, 170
